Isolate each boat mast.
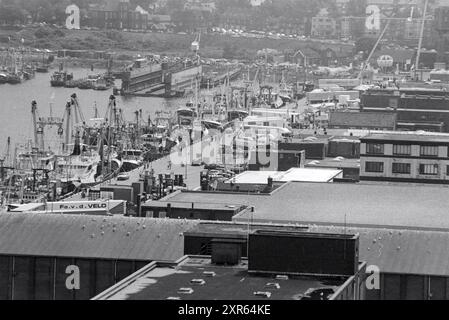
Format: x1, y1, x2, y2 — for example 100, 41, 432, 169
414, 0, 429, 80
31, 101, 38, 149
64, 101, 71, 152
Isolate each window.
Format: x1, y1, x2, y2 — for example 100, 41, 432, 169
419, 164, 439, 175
365, 162, 384, 173
366, 143, 384, 155
392, 163, 411, 174
420, 146, 438, 157
393, 144, 411, 156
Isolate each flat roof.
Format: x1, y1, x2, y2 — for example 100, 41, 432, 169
142, 200, 247, 212
306, 157, 361, 169
362, 133, 449, 143
329, 111, 396, 128
96, 256, 347, 300
162, 182, 449, 231
184, 221, 309, 238
227, 168, 342, 184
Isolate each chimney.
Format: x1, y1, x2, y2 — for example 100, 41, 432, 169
267, 177, 273, 189
166, 203, 171, 217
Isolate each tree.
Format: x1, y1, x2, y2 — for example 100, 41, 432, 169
355, 37, 381, 58
0, 4, 26, 25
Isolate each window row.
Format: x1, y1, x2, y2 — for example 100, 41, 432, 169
366, 143, 441, 157
365, 162, 443, 176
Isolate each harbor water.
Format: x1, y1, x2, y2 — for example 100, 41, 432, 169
0, 67, 183, 153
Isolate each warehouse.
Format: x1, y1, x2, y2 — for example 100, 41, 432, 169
155, 182, 449, 299
181, 221, 449, 300
94, 229, 366, 300
0, 213, 197, 300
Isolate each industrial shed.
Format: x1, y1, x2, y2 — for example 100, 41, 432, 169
158, 182, 449, 300
0, 213, 197, 300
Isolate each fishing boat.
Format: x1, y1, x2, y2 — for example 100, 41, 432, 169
50, 71, 73, 87
0, 73, 7, 84
22, 66, 35, 80
93, 77, 109, 91
64, 79, 80, 88
35, 64, 50, 73
6, 72, 23, 84
77, 79, 95, 90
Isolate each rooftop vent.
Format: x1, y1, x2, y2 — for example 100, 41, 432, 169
265, 282, 281, 289
253, 291, 272, 298
203, 271, 216, 277
303, 287, 335, 300
190, 279, 206, 286
248, 231, 359, 276
178, 287, 194, 294
211, 239, 244, 266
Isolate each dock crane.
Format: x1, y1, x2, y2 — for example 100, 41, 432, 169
356, 1, 401, 81
414, 0, 430, 80
356, 0, 430, 82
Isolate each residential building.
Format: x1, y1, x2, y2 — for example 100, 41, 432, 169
184, 0, 217, 12
360, 132, 449, 183
311, 8, 337, 38
89, 0, 149, 30
340, 17, 352, 39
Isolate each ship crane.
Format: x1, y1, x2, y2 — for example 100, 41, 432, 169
354, 0, 430, 81
61, 93, 86, 153
31, 100, 64, 152
191, 32, 201, 65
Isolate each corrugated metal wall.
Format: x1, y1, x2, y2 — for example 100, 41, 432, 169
0, 255, 149, 300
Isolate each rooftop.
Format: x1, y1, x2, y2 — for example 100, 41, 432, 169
226, 168, 343, 184
329, 111, 396, 129
0, 213, 196, 261
305, 157, 361, 169
361, 132, 449, 144
94, 256, 348, 300
162, 182, 449, 231
188, 221, 449, 277
142, 200, 247, 212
